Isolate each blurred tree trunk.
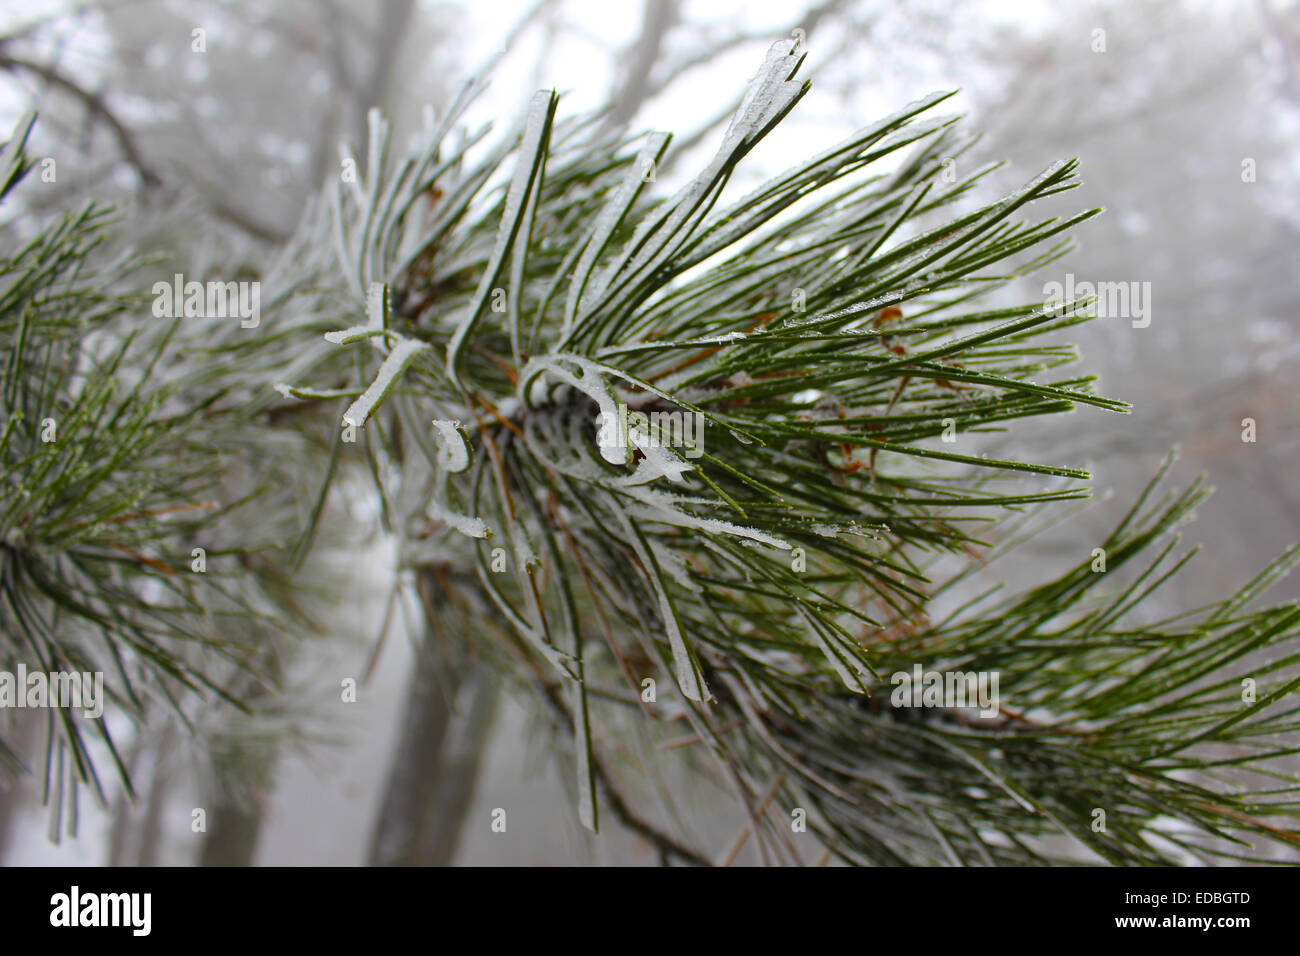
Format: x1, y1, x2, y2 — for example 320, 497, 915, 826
198, 652, 285, 867
104, 721, 175, 865
198, 792, 265, 867
350, 0, 415, 158
602, 0, 680, 130
367, 573, 499, 866
134, 723, 173, 866
0, 710, 38, 863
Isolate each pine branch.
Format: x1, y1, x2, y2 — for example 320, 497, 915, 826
0, 116, 304, 835
269, 40, 1300, 864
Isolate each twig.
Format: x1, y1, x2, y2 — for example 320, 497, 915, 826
719, 769, 787, 866
0, 52, 161, 190
531, 669, 711, 866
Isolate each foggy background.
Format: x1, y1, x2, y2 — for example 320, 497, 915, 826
0, 0, 1297, 865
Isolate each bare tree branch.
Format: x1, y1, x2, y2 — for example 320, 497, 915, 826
0, 50, 161, 189
601, 0, 681, 131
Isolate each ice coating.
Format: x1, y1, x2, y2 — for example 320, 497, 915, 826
274, 383, 356, 400
624, 426, 693, 485
366, 281, 387, 330
518, 355, 628, 465
622, 484, 791, 550
324, 326, 387, 345
431, 419, 470, 473
621, 516, 708, 703
446, 91, 555, 384
341, 336, 429, 428
564, 131, 670, 337
428, 502, 489, 539
649, 539, 701, 593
